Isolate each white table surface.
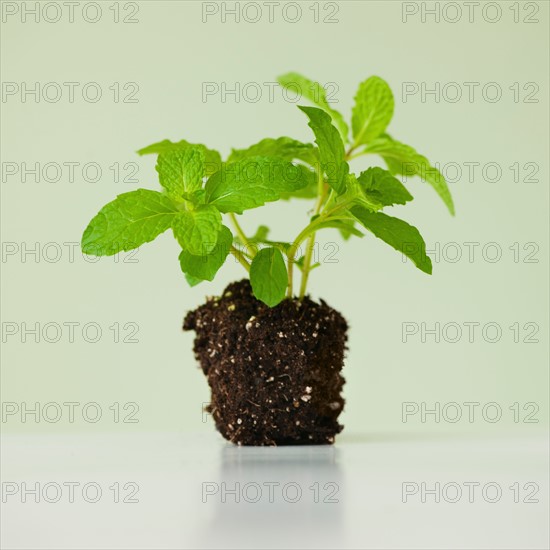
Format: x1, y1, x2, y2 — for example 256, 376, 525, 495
1, 430, 548, 549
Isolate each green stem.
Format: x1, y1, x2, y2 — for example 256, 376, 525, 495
323, 195, 357, 218
290, 144, 368, 299
345, 145, 356, 159
287, 253, 294, 298
289, 200, 355, 259
230, 246, 250, 272
298, 236, 315, 299
228, 213, 255, 256
347, 150, 367, 161
298, 171, 327, 299
323, 189, 336, 212
345, 144, 368, 162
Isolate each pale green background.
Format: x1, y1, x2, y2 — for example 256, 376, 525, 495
1, 0, 548, 436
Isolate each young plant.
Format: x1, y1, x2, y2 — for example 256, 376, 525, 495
81, 73, 454, 306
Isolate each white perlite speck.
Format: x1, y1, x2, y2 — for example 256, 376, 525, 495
305, 386, 312, 394
245, 316, 256, 331
301, 395, 311, 402
237, 418, 242, 425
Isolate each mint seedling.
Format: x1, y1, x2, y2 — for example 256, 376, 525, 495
82, 73, 453, 446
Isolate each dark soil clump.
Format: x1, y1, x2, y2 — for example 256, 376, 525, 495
183, 280, 347, 446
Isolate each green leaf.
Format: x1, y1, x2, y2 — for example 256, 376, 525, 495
228, 137, 318, 166
298, 106, 349, 194
278, 72, 349, 142
338, 173, 383, 212
172, 205, 222, 256
138, 139, 222, 176
185, 273, 203, 287
156, 147, 205, 200
242, 228, 292, 255
228, 138, 319, 201
179, 225, 232, 282
314, 218, 364, 239
337, 220, 363, 241
185, 188, 206, 204
365, 135, 454, 215
279, 181, 318, 201
252, 225, 270, 242
204, 156, 314, 214
242, 225, 269, 245
358, 167, 413, 207
82, 189, 179, 256
351, 76, 394, 146
250, 247, 288, 307
295, 209, 364, 243
233, 224, 270, 248
350, 206, 432, 274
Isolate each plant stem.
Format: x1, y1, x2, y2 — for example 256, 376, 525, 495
298, 237, 315, 298
228, 213, 255, 256
347, 150, 367, 161
298, 171, 327, 299
287, 253, 294, 298
288, 200, 355, 266
345, 145, 356, 159
345, 144, 367, 162
230, 246, 251, 272
290, 143, 367, 298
